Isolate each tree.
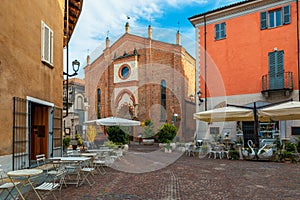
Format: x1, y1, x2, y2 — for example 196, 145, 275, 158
106, 126, 129, 145
86, 125, 97, 144
157, 123, 177, 143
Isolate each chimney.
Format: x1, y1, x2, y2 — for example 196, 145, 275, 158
125, 22, 129, 33
176, 30, 180, 45
106, 36, 110, 48
148, 25, 152, 39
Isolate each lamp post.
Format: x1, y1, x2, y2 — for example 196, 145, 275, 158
173, 113, 179, 126
63, 59, 80, 118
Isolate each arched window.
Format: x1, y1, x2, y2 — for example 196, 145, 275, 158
77, 96, 83, 110
161, 80, 166, 121
97, 89, 101, 119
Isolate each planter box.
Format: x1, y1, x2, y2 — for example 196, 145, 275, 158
143, 139, 155, 145
165, 148, 172, 153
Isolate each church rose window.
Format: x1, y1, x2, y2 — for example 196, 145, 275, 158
119, 65, 131, 79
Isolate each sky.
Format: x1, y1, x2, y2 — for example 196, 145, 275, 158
67, 0, 243, 78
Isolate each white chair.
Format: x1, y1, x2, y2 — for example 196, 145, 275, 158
36, 154, 54, 172
78, 166, 95, 187
0, 165, 20, 200
105, 156, 115, 167
185, 143, 194, 156
35, 167, 66, 200
93, 155, 106, 175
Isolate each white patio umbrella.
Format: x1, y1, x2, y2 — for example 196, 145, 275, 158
193, 106, 254, 122
258, 101, 300, 121
84, 117, 141, 126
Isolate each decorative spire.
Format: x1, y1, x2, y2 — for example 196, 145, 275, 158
125, 16, 130, 33
148, 25, 152, 39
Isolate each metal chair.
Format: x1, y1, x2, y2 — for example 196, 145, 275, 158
0, 165, 20, 200
35, 165, 66, 200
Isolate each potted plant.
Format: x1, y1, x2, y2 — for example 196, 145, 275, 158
157, 123, 177, 144
63, 136, 71, 151
164, 142, 172, 153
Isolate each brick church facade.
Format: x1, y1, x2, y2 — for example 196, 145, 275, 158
84, 23, 196, 141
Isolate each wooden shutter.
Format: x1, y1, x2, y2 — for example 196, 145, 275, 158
215, 24, 220, 39
41, 21, 53, 65
260, 11, 268, 30
268, 51, 284, 89
221, 22, 226, 38
283, 5, 290, 24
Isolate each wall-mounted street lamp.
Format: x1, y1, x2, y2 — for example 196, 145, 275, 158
63, 59, 80, 118
197, 91, 204, 106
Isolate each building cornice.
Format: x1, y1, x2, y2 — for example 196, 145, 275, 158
189, 0, 294, 27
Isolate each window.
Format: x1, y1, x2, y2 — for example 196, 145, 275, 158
77, 96, 83, 110
260, 5, 290, 30
97, 89, 101, 119
160, 80, 166, 121
215, 22, 226, 40
291, 127, 300, 135
41, 21, 53, 66
119, 65, 131, 79
210, 127, 219, 135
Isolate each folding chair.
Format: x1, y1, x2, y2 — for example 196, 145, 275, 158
36, 154, 54, 172
0, 165, 20, 200
35, 166, 66, 200
78, 166, 95, 187
93, 155, 106, 175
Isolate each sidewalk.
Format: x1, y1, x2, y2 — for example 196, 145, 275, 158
25, 144, 300, 199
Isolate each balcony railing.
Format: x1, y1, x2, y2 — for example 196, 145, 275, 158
262, 71, 293, 92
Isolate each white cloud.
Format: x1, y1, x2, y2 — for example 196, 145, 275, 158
67, 0, 217, 78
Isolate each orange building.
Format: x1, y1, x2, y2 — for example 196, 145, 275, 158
189, 0, 300, 144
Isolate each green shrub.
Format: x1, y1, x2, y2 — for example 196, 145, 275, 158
63, 136, 71, 148
229, 149, 239, 160
157, 123, 177, 143
106, 126, 129, 145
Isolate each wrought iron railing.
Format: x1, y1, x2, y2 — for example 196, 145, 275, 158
262, 71, 293, 92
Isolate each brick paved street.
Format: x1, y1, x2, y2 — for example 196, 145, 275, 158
25, 144, 300, 200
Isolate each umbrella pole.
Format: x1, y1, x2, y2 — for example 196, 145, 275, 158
253, 102, 259, 158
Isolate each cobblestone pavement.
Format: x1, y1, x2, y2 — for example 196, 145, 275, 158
26, 144, 300, 200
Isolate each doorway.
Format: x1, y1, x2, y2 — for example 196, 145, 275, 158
30, 103, 49, 161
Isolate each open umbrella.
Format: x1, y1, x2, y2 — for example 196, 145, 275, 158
193, 106, 254, 122
84, 117, 141, 126
258, 101, 300, 121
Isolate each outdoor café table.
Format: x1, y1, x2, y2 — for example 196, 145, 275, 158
87, 149, 113, 156
7, 168, 43, 200
80, 153, 97, 158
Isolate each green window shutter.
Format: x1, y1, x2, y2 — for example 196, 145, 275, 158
260, 11, 268, 30
268, 50, 285, 90
221, 22, 226, 38
277, 50, 284, 74
215, 24, 220, 39
268, 52, 276, 75
283, 5, 290, 24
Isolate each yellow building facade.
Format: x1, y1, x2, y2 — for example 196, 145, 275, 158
0, 0, 83, 170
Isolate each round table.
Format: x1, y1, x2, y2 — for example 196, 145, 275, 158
7, 169, 43, 200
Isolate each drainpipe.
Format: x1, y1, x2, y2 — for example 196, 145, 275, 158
297, 0, 300, 101
204, 15, 207, 111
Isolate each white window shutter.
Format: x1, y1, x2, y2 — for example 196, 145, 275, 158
41, 21, 53, 66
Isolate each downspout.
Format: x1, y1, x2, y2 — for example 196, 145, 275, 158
64, 0, 69, 118
297, 0, 300, 101
204, 15, 207, 111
